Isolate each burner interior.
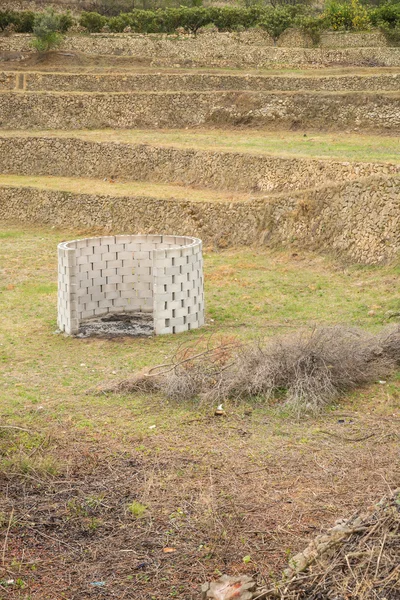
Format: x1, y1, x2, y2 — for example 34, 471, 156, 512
77, 312, 154, 338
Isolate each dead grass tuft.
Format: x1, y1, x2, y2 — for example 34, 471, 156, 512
100, 325, 399, 415
377, 325, 400, 366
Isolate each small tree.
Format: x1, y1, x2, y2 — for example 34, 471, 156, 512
31, 9, 64, 53
259, 7, 294, 44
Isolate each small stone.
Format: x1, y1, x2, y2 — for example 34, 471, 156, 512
204, 575, 257, 599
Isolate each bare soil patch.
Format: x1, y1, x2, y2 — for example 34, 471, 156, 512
0, 410, 399, 599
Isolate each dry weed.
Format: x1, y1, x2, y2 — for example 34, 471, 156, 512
100, 325, 400, 415
267, 488, 400, 600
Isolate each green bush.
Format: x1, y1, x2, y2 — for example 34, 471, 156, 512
79, 11, 107, 32
163, 7, 212, 34
296, 13, 327, 44
58, 11, 74, 33
371, 2, 400, 44
31, 8, 64, 52
0, 10, 14, 31
127, 9, 159, 32
259, 6, 297, 43
207, 7, 262, 31
15, 10, 36, 32
370, 2, 400, 28
0, 10, 35, 33
350, 0, 371, 31
379, 21, 400, 43
93, 7, 265, 34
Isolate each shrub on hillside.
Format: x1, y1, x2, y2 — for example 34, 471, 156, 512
379, 22, 400, 43
0, 10, 35, 33
259, 6, 298, 43
86, 6, 272, 34
207, 6, 262, 31
109, 10, 164, 32
161, 7, 212, 34
79, 11, 107, 32
370, 1, 400, 28
370, 1, 400, 43
296, 13, 327, 44
350, 0, 371, 30
58, 11, 74, 33
4, 3, 399, 38
0, 10, 13, 31
31, 8, 64, 52
324, 1, 356, 29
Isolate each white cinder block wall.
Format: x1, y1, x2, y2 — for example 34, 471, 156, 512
58, 235, 204, 335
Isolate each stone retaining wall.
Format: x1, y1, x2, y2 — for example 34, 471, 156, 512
0, 136, 397, 193
0, 90, 399, 131
58, 234, 204, 335
1, 34, 399, 67
1, 175, 399, 264
0, 24, 392, 48
3, 70, 400, 93
320, 31, 388, 48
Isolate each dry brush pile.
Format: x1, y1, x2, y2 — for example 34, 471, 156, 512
267, 488, 400, 600
100, 324, 400, 414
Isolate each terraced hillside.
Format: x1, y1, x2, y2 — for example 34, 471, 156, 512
1, 68, 400, 130
1, 37, 400, 600
1, 53, 400, 263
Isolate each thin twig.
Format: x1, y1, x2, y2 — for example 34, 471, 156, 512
374, 533, 387, 579
0, 426, 34, 434
319, 430, 375, 442
26, 526, 78, 552
2, 508, 14, 566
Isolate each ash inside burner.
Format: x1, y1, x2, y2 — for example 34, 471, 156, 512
76, 312, 154, 338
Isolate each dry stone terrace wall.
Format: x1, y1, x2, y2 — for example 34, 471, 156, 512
1, 34, 400, 67
58, 234, 204, 335
1, 175, 399, 264
0, 136, 398, 193
319, 31, 388, 48
0, 73, 16, 91
264, 175, 400, 265
3, 71, 400, 93
0, 90, 399, 131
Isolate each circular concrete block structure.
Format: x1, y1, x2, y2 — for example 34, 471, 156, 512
58, 234, 204, 336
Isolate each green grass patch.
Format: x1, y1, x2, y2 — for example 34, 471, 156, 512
3, 129, 398, 163
0, 223, 399, 440
127, 501, 148, 518
0, 174, 249, 203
